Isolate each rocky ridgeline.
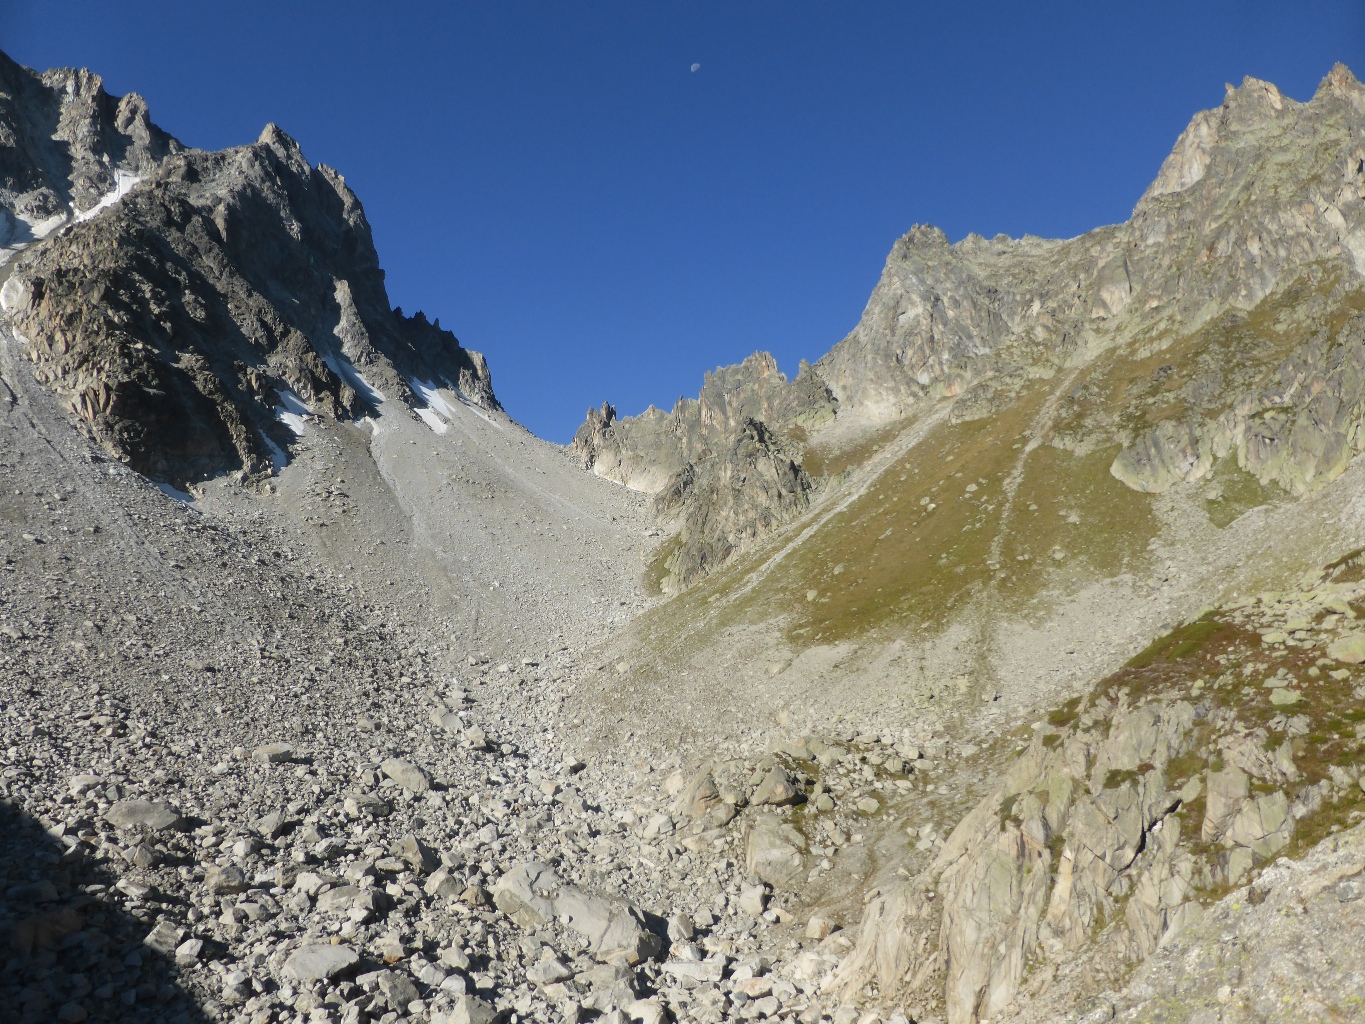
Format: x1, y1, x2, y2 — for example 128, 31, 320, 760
828, 557, 1365, 1023
0, 50, 179, 256
0, 52, 498, 488
573, 66, 1365, 590
822, 67, 1365, 423
573, 354, 834, 593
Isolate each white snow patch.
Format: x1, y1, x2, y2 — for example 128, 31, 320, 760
415, 406, 449, 434
409, 376, 501, 431
410, 378, 460, 420
73, 170, 142, 224
274, 388, 310, 435
0, 275, 22, 312
153, 481, 193, 503
0, 209, 68, 266
322, 352, 386, 404
260, 431, 289, 472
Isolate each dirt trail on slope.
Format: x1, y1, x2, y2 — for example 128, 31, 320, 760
722, 403, 953, 606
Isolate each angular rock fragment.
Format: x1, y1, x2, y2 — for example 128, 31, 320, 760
283, 943, 359, 983
555, 887, 664, 964
105, 800, 185, 832
493, 861, 561, 928
380, 757, 430, 793
751, 766, 799, 806
251, 742, 295, 763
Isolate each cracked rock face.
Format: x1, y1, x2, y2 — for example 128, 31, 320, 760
1, 63, 497, 488
652, 418, 817, 594
831, 568, 1365, 1024
0, 50, 180, 259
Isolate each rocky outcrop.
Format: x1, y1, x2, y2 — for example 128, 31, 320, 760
0, 87, 498, 486
1112, 311, 1365, 494
1104, 819, 1365, 1023
574, 353, 833, 590
0, 50, 181, 261
653, 418, 816, 593
572, 352, 835, 492
832, 569, 1365, 1023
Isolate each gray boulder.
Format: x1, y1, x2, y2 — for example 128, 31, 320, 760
104, 800, 184, 832
283, 944, 358, 983
555, 887, 664, 965
380, 757, 430, 793
745, 816, 807, 885
492, 861, 561, 928
751, 765, 799, 806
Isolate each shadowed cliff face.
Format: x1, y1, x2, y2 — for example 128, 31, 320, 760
0, 49, 180, 258
652, 418, 817, 594
0, 51, 498, 489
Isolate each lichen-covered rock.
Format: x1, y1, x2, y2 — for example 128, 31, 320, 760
674, 769, 721, 818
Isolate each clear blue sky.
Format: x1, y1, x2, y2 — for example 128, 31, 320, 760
4, 2, 1361, 441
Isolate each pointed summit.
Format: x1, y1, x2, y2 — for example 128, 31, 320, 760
1318, 62, 1365, 112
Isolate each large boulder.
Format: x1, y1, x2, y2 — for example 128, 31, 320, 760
380, 757, 430, 793
1329, 633, 1365, 663
554, 887, 664, 965
751, 766, 800, 807
283, 944, 358, 983
104, 800, 185, 832
492, 862, 561, 928
745, 816, 807, 885
675, 770, 721, 818
492, 862, 662, 964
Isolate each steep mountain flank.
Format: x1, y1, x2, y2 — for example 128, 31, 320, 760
1, 120, 498, 487
578, 66, 1365, 593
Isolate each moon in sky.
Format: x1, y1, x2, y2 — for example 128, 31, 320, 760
690, 63, 701, 73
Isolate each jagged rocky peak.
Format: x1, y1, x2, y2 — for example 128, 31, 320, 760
823, 64, 1365, 424
571, 351, 833, 592
0, 54, 498, 487
571, 350, 834, 493
569, 64, 1365, 593
0, 50, 180, 258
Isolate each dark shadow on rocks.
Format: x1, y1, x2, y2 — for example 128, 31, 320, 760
0, 798, 209, 1024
